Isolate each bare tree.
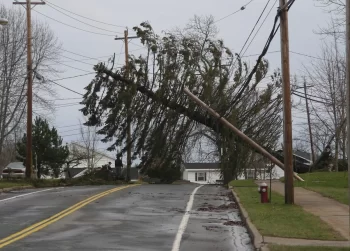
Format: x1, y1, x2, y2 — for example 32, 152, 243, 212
65, 143, 89, 178
297, 34, 346, 171
0, 5, 61, 168
79, 118, 101, 169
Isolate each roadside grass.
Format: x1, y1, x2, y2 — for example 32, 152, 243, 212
0, 177, 128, 189
282, 172, 348, 205
269, 245, 350, 251
229, 180, 345, 241
0, 180, 32, 189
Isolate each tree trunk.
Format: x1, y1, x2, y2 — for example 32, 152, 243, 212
37, 164, 41, 179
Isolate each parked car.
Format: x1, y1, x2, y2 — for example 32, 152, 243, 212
1, 162, 26, 178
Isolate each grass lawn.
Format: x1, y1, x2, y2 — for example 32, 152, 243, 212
269, 245, 350, 251
291, 172, 348, 205
0, 180, 33, 189
229, 180, 345, 241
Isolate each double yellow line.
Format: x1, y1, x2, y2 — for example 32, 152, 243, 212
0, 184, 138, 249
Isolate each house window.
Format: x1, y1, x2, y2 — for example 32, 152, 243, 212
195, 172, 207, 181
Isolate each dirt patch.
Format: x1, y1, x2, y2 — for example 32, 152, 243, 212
223, 220, 245, 226
197, 202, 238, 212
204, 225, 220, 231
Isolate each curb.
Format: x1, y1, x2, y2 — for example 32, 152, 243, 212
231, 189, 269, 251
0, 186, 33, 193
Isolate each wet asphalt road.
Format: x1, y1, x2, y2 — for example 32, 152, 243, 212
0, 185, 253, 251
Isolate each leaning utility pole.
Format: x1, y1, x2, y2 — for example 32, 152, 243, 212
303, 78, 316, 164
345, 0, 350, 238
115, 30, 138, 182
13, 1, 46, 178
279, 0, 294, 204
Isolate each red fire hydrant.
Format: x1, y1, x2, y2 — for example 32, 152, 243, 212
258, 182, 269, 203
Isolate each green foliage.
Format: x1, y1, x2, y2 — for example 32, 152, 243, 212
16, 117, 69, 178
81, 16, 283, 182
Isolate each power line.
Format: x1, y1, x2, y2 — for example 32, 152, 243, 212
32, 9, 118, 37
45, 0, 127, 28
47, 79, 83, 96
45, 2, 123, 34
237, 0, 272, 58
292, 92, 331, 105
242, 0, 278, 56
129, 41, 143, 48
214, 0, 255, 23
52, 60, 92, 72
51, 73, 95, 81
293, 90, 333, 103
230, 1, 282, 106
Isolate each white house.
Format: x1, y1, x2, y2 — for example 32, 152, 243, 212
182, 163, 222, 184
182, 162, 286, 184
65, 143, 115, 178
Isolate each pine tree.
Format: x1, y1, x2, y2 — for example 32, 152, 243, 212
16, 117, 69, 178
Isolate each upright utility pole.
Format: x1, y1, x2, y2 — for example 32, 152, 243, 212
345, 0, 350, 238
115, 30, 137, 182
303, 78, 316, 164
279, 0, 294, 204
13, 1, 46, 178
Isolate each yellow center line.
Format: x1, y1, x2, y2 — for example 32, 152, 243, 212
0, 184, 139, 249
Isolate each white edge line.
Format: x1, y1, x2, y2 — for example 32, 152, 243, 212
171, 185, 203, 251
0, 187, 63, 203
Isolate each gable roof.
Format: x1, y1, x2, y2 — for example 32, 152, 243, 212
69, 142, 115, 161
293, 150, 311, 161
183, 163, 220, 170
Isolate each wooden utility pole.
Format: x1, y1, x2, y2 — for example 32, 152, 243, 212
13, 1, 45, 178
303, 78, 316, 164
115, 30, 137, 182
345, 0, 350, 238
183, 88, 304, 182
279, 0, 294, 204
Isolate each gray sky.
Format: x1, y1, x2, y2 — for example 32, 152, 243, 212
3, 0, 332, 157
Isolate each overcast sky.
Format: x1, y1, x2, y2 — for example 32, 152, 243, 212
3, 0, 333, 158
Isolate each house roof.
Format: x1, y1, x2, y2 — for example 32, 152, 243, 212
183, 163, 220, 170
70, 142, 115, 161
293, 150, 311, 161
277, 149, 311, 162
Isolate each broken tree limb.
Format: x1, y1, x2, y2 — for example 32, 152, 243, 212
183, 87, 304, 182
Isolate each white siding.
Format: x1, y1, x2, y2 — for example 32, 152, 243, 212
237, 166, 285, 180
184, 169, 221, 184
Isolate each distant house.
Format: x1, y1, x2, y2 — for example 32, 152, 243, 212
66, 143, 139, 181
182, 163, 221, 184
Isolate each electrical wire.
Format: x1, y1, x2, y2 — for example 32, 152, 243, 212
50, 73, 95, 81
45, 2, 123, 34
52, 60, 92, 72
292, 92, 331, 105
292, 90, 333, 103
242, 0, 278, 57
241, 50, 280, 57
237, 0, 272, 58
32, 9, 118, 37
229, 0, 296, 108
47, 79, 83, 96
45, 0, 127, 28
214, 0, 255, 23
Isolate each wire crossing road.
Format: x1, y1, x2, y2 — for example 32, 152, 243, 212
0, 185, 253, 251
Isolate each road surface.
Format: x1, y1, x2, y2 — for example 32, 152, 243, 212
0, 184, 253, 251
